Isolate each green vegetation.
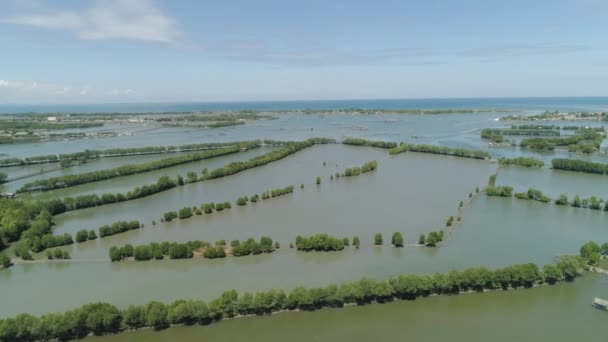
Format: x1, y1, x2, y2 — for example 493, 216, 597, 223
341, 138, 397, 149
513, 188, 552, 203
480, 129, 504, 143
498, 157, 544, 168
231, 237, 276, 256
486, 186, 513, 197
295, 234, 346, 251
316, 176, 321, 185
389, 143, 490, 160
579, 241, 604, 265
98, 221, 142, 238
206, 138, 335, 180
425, 231, 444, 247
0, 261, 581, 341
0, 141, 251, 167
0, 252, 12, 269
352, 236, 360, 248
18, 144, 256, 192
342, 160, 378, 177
374, 233, 383, 246
46, 248, 70, 260
391, 232, 404, 247
418, 234, 426, 245
520, 129, 605, 153
551, 158, 608, 174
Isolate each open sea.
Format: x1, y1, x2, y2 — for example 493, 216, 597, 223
0, 96, 608, 113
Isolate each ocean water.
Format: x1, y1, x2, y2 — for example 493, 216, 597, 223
1, 96, 608, 114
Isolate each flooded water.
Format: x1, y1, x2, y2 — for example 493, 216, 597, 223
2, 100, 608, 340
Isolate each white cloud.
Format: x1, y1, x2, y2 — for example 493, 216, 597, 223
79, 87, 89, 96
4, 0, 180, 44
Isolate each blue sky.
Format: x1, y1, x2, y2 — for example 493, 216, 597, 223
0, 0, 606, 104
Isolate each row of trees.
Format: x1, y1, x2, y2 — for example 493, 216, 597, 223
18, 144, 253, 192
164, 185, 295, 222
110, 237, 278, 262
295, 234, 346, 251
389, 143, 491, 160
498, 157, 544, 168
551, 158, 608, 174
0, 259, 583, 341
75, 229, 97, 243
342, 160, 378, 177
206, 138, 335, 180
514, 188, 551, 203
45, 248, 70, 260
98, 221, 142, 238
341, 138, 397, 149
498, 185, 608, 212
0, 199, 52, 249
36, 139, 334, 216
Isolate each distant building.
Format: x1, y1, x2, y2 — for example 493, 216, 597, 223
47, 116, 58, 121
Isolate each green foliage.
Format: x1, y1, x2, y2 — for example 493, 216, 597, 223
425, 231, 444, 247
235, 196, 249, 206
480, 129, 504, 143
0, 252, 11, 268
178, 207, 193, 219
486, 186, 513, 197
579, 241, 601, 265
552, 158, 608, 174
295, 234, 345, 251
98, 221, 141, 238
555, 194, 569, 205
316, 176, 321, 185
389, 143, 490, 160
498, 157, 544, 168
374, 233, 383, 246
418, 234, 426, 245
343, 160, 378, 177
352, 236, 360, 248
75, 229, 89, 243
18, 145, 250, 193
163, 211, 177, 221
391, 232, 404, 247
341, 138, 397, 149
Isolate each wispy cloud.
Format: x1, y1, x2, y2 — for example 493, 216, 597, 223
3, 0, 180, 44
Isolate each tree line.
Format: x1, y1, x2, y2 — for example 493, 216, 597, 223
342, 160, 378, 177
18, 144, 257, 192
389, 143, 491, 160
0, 258, 584, 341
99, 221, 142, 238
341, 138, 397, 149
0, 141, 254, 167
34, 139, 332, 217
498, 157, 544, 168
551, 158, 608, 174
162, 185, 295, 222
110, 237, 277, 262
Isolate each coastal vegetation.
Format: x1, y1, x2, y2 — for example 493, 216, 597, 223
341, 138, 397, 149
498, 157, 544, 168
485, 186, 513, 197
98, 221, 142, 238
0, 260, 583, 341
110, 237, 277, 262
342, 160, 378, 177
17, 144, 257, 192
0, 141, 254, 167
519, 128, 604, 153
551, 158, 608, 174
389, 143, 490, 160
295, 234, 346, 251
